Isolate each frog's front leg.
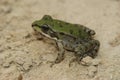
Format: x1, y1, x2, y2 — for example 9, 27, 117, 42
50, 40, 65, 67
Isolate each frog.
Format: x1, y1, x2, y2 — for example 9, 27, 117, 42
32, 15, 100, 67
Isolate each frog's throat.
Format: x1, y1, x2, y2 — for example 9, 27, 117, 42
41, 31, 58, 40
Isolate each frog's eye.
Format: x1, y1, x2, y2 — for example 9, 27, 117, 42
40, 25, 50, 31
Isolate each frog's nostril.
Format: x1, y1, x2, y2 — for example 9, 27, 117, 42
32, 23, 36, 27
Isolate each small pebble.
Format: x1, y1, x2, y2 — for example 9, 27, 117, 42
81, 56, 93, 66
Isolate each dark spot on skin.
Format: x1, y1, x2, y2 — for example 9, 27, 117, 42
78, 30, 82, 35
69, 29, 73, 34
76, 41, 79, 44
60, 32, 65, 35
94, 49, 98, 52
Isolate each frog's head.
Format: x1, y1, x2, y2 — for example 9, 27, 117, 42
32, 22, 56, 37
32, 15, 56, 37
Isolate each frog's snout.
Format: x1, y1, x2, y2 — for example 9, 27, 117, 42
32, 23, 37, 27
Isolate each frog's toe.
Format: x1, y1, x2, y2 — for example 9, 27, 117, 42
49, 58, 64, 67
50, 62, 55, 67
54, 57, 64, 64
46, 61, 56, 67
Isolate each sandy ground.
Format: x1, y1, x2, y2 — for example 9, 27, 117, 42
0, 0, 120, 80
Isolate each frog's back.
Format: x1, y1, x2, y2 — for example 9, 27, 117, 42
39, 15, 94, 39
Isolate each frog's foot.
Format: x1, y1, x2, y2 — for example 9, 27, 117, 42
49, 40, 65, 67
74, 40, 100, 65
49, 56, 64, 67
47, 61, 55, 68
69, 56, 87, 67
49, 44, 65, 67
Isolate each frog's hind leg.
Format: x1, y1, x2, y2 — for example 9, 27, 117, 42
50, 40, 65, 67
88, 40, 100, 58
74, 39, 100, 64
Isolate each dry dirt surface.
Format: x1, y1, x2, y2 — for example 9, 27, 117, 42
0, 0, 120, 80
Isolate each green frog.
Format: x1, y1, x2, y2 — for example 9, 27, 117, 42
32, 15, 100, 67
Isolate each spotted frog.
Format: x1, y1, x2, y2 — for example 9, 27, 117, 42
32, 15, 100, 67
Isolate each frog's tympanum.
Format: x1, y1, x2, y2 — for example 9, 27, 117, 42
32, 15, 100, 67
